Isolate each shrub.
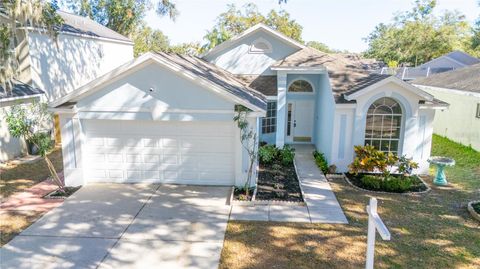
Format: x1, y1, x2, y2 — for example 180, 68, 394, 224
313, 150, 329, 174
360, 175, 415, 192
258, 144, 278, 164
279, 145, 295, 166
397, 155, 419, 175
349, 145, 398, 176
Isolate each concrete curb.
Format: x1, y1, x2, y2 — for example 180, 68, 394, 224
467, 201, 480, 222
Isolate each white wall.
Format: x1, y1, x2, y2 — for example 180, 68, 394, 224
334, 81, 435, 174
28, 32, 133, 101
59, 61, 258, 186
204, 31, 299, 75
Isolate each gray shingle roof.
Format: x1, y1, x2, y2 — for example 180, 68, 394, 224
57, 11, 132, 43
272, 48, 392, 103
235, 75, 278, 96
443, 51, 480, 66
155, 52, 267, 110
0, 80, 44, 101
412, 63, 480, 94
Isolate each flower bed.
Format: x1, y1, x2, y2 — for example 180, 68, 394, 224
44, 186, 81, 199
231, 144, 304, 204
345, 172, 428, 193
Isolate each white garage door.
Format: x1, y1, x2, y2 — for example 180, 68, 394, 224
82, 120, 235, 185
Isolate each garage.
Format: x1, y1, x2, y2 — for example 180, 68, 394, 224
82, 120, 235, 185
52, 52, 266, 187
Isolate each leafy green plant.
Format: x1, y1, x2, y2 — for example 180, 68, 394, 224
397, 155, 419, 176
360, 175, 415, 192
258, 144, 278, 164
279, 145, 295, 166
349, 145, 398, 178
4, 102, 64, 193
313, 150, 329, 174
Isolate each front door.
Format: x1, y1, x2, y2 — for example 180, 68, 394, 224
285, 100, 314, 143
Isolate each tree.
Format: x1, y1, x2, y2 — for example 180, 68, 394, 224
233, 106, 258, 198
5, 102, 65, 193
364, 0, 475, 65
133, 24, 169, 56
472, 2, 480, 51
307, 41, 336, 53
202, 3, 303, 51
65, 0, 178, 37
0, 0, 63, 92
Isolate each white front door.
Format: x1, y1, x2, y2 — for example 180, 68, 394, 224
286, 100, 314, 143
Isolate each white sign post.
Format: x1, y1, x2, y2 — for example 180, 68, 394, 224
365, 197, 391, 269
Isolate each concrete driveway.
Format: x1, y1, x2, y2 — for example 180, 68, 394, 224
0, 184, 232, 269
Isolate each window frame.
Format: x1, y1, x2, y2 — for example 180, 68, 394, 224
249, 38, 273, 54
364, 97, 403, 155
262, 101, 277, 134
287, 79, 315, 94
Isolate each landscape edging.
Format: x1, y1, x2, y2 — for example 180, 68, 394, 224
342, 173, 432, 195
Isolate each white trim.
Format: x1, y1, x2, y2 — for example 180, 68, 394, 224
345, 76, 434, 101
50, 52, 265, 113
200, 24, 305, 58
266, 96, 277, 100
0, 93, 43, 103
79, 106, 236, 114
287, 77, 315, 94
249, 37, 273, 54
414, 84, 480, 98
270, 66, 327, 72
335, 103, 357, 109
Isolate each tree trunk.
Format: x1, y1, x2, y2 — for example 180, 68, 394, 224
44, 156, 64, 192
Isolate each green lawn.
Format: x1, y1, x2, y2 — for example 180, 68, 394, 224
220, 135, 480, 269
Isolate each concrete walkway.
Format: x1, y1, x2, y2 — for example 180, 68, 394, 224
231, 144, 348, 224
0, 184, 231, 269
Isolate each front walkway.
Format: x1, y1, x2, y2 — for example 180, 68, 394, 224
230, 145, 348, 224
0, 184, 231, 269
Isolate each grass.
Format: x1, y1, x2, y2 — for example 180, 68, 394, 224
220, 134, 480, 269
0, 148, 64, 246
0, 148, 63, 199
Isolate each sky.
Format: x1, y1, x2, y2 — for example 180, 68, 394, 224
144, 0, 480, 53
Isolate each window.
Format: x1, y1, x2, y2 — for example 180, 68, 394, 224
364, 97, 402, 154
249, 38, 272, 54
288, 80, 313, 93
262, 101, 277, 134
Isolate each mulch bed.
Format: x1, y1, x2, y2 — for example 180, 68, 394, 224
255, 162, 303, 202
44, 186, 80, 199
345, 172, 428, 193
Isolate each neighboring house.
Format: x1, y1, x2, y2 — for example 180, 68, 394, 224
380, 51, 480, 80
0, 11, 134, 162
52, 24, 446, 187
0, 82, 44, 161
413, 64, 480, 151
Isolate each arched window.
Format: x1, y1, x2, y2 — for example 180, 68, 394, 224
249, 38, 272, 53
364, 97, 402, 154
288, 80, 313, 93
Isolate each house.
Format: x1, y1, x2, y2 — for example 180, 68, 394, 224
0, 82, 44, 161
0, 11, 134, 162
392, 51, 480, 80
52, 24, 447, 187
413, 64, 480, 151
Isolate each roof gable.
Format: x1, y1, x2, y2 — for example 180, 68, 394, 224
51, 52, 266, 112
344, 76, 434, 102
201, 24, 305, 59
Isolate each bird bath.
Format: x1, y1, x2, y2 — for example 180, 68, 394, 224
428, 156, 455, 185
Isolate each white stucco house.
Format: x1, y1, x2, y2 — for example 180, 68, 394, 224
52, 24, 447, 187
0, 11, 134, 162
413, 64, 480, 151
